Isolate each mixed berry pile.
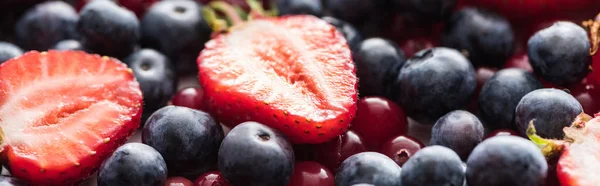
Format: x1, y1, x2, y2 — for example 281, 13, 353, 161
0, 0, 599, 186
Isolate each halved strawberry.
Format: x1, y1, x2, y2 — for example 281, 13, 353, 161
0, 50, 143, 185
527, 113, 600, 186
197, 15, 357, 144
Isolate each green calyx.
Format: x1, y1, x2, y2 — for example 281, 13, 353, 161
202, 0, 278, 33
526, 113, 592, 161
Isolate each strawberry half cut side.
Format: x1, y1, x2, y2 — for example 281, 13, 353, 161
198, 15, 358, 144
0, 51, 143, 185
527, 113, 600, 186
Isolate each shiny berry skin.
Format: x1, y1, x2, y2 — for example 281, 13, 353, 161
166, 177, 193, 186
172, 87, 205, 111
15, 1, 79, 51
475, 67, 497, 95
486, 129, 519, 139
351, 96, 408, 150
430, 110, 485, 160
527, 21, 591, 87
401, 146, 465, 186
287, 161, 335, 186
335, 152, 402, 186
194, 171, 230, 186
313, 130, 366, 172
378, 135, 424, 167
0, 176, 25, 186
218, 122, 295, 186
571, 76, 600, 115
277, 0, 324, 17
0, 42, 23, 64
354, 38, 406, 99
52, 39, 84, 51
98, 143, 168, 186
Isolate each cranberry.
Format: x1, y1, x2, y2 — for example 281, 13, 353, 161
571, 75, 600, 115
591, 52, 600, 86
166, 177, 193, 186
172, 87, 205, 111
119, 0, 158, 17
503, 53, 533, 72
399, 37, 434, 58
378, 135, 424, 167
467, 67, 497, 113
194, 171, 230, 186
287, 161, 335, 186
313, 130, 367, 172
486, 129, 519, 139
351, 96, 408, 150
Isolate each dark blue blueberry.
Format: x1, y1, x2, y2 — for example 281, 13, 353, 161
324, 0, 384, 25
321, 16, 362, 51
141, 0, 211, 75
123, 49, 177, 123
394, 47, 476, 124
52, 39, 84, 51
400, 146, 464, 186
354, 38, 405, 100
527, 21, 591, 87
0, 41, 23, 64
515, 88, 582, 138
429, 110, 484, 160
391, 0, 456, 23
142, 106, 224, 179
466, 136, 547, 186
218, 121, 294, 186
0, 176, 26, 186
441, 7, 515, 67
479, 68, 542, 129
277, 0, 323, 17
77, 0, 139, 58
97, 143, 167, 186
15, 1, 78, 51
335, 152, 402, 186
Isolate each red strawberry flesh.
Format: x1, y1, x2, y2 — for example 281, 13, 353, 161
557, 115, 600, 186
0, 50, 143, 185
198, 15, 357, 144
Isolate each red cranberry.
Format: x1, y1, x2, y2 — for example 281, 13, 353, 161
486, 129, 519, 139
287, 161, 335, 186
118, 0, 157, 17
503, 53, 533, 72
194, 171, 230, 186
172, 87, 205, 111
351, 96, 408, 150
313, 130, 366, 172
378, 135, 424, 167
399, 37, 435, 58
571, 75, 600, 115
467, 67, 497, 113
166, 177, 193, 186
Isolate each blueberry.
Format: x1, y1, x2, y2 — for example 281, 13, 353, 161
0, 176, 26, 186
391, 0, 456, 23
354, 38, 406, 100
401, 146, 464, 186
142, 106, 224, 179
335, 152, 402, 186
528, 21, 591, 87
0, 41, 23, 64
15, 1, 78, 51
77, 0, 139, 58
123, 49, 177, 122
466, 136, 547, 186
97, 143, 168, 186
324, 0, 383, 25
394, 47, 476, 124
141, 0, 211, 75
442, 7, 515, 67
277, 0, 323, 17
429, 110, 484, 160
219, 122, 294, 186
321, 16, 362, 51
52, 39, 84, 51
515, 88, 582, 138
479, 68, 542, 129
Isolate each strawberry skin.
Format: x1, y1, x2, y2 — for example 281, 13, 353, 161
0, 50, 143, 185
197, 15, 358, 144
556, 114, 600, 186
